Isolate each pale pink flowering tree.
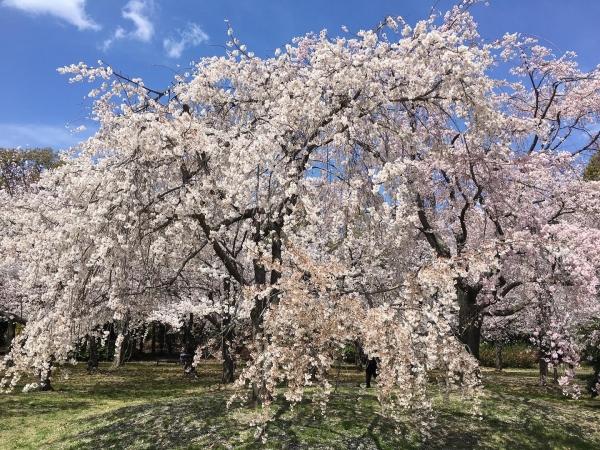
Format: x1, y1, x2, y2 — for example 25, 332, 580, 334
1, 0, 600, 433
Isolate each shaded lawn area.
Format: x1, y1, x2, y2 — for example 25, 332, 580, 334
1, 362, 599, 449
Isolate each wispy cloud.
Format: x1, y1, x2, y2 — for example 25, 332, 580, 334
102, 0, 154, 50
123, 0, 154, 42
163, 23, 209, 59
2, 0, 100, 31
0, 123, 91, 149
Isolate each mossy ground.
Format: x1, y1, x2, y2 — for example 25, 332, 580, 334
1, 362, 599, 449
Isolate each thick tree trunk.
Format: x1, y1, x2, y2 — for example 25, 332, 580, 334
457, 283, 482, 360
182, 314, 196, 376
247, 221, 283, 402
112, 333, 128, 368
553, 365, 559, 384
87, 335, 99, 373
221, 312, 235, 383
494, 342, 503, 371
250, 294, 269, 402
355, 341, 364, 372
112, 315, 130, 369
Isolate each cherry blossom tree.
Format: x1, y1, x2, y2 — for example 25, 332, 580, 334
2, 0, 600, 433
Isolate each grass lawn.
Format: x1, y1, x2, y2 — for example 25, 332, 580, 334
1, 361, 599, 449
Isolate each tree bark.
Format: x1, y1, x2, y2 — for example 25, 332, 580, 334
112, 315, 130, 368
112, 332, 128, 368
87, 335, 99, 373
355, 341, 364, 372
221, 312, 235, 383
182, 314, 196, 376
457, 282, 482, 360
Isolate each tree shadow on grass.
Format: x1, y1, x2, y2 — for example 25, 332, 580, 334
58, 389, 417, 450
55, 386, 600, 450
428, 391, 600, 450
62, 393, 242, 449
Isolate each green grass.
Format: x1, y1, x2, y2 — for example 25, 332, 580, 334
1, 362, 599, 449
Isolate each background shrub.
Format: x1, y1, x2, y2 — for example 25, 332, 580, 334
479, 342, 538, 369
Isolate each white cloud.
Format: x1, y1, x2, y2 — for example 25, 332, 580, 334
101, 26, 126, 51
0, 123, 91, 149
2, 0, 100, 30
101, 0, 154, 51
123, 0, 154, 42
163, 23, 209, 59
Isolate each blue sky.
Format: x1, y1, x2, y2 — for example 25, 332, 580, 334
1, 0, 599, 149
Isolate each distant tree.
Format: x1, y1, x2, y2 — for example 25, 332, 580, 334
0, 148, 61, 196
584, 152, 600, 181
0, 147, 61, 385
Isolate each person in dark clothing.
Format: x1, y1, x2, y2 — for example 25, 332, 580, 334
366, 358, 378, 388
